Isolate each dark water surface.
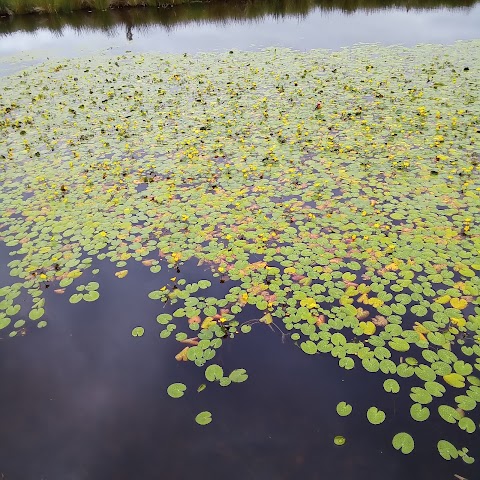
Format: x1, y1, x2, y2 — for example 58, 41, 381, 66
0, 257, 478, 480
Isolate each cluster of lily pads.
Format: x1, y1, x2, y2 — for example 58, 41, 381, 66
0, 41, 479, 457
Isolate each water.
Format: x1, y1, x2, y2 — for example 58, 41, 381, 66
0, 2, 479, 479
0, 0, 479, 60
0, 257, 477, 480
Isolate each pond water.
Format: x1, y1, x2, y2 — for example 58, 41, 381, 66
0, 257, 477, 480
0, 2, 479, 480
0, 0, 480, 60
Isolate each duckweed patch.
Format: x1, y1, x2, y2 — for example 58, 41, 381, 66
0, 41, 479, 461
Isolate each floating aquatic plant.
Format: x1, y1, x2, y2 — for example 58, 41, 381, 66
0, 41, 479, 455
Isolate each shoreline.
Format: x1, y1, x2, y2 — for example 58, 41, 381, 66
1, 0, 477, 17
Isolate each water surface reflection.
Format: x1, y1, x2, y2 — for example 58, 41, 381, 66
0, 258, 477, 480
0, 0, 479, 59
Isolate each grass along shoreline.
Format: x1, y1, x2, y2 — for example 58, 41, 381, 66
1, 0, 195, 16
0, 0, 477, 17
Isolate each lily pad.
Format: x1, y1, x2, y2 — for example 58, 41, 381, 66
438, 405, 461, 424
195, 411, 212, 426
392, 432, 414, 454
437, 440, 458, 460
205, 364, 224, 382
167, 383, 187, 399
229, 369, 248, 383
131, 326, 144, 337
367, 407, 386, 425
383, 379, 400, 393
410, 404, 430, 422
336, 402, 352, 417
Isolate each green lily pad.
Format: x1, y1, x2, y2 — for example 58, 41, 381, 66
131, 326, 144, 337
392, 432, 414, 454
205, 364, 224, 382
167, 383, 187, 399
409, 387, 432, 405
367, 407, 386, 425
383, 378, 400, 393
437, 440, 458, 460
410, 403, 430, 422
156, 313, 173, 324
458, 417, 476, 433
301, 340, 317, 355
389, 338, 410, 352
29, 308, 44, 320
0, 317, 11, 330
336, 402, 352, 417
229, 368, 248, 383
195, 411, 212, 425
438, 405, 461, 424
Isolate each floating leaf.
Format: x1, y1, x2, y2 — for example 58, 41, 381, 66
467, 375, 480, 386
241, 324, 252, 333
453, 361, 473, 376
409, 387, 432, 405
450, 298, 467, 310
455, 395, 476, 411
367, 407, 386, 425
260, 313, 273, 324
438, 405, 461, 424
83, 291, 100, 302
69, 294, 82, 304
334, 435, 346, 446
392, 433, 414, 454
301, 340, 317, 355
175, 347, 189, 362
219, 377, 232, 387
389, 338, 410, 352
29, 308, 44, 320
444, 373, 465, 388
383, 379, 400, 393
157, 313, 173, 324
424, 381, 446, 397
115, 270, 128, 279
339, 357, 355, 370
362, 357, 380, 373
359, 321, 376, 335
131, 326, 144, 337
205, 364, 224, 382
229, 368, 248, 383
167, 383, 186, 399
198, 280, 211, 289
410, 404, 430, 421
195, 411, 212, 425
458, 417, 476, 433
437, 440, 458, 460
336, 402, 352, 416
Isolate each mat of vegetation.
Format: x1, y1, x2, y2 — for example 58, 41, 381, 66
0, 41, 479, 461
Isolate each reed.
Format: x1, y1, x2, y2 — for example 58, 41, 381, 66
0, 0, 475, 18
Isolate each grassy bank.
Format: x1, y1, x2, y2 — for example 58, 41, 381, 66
0, 0, 186, 16
0, 0, 476, 16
